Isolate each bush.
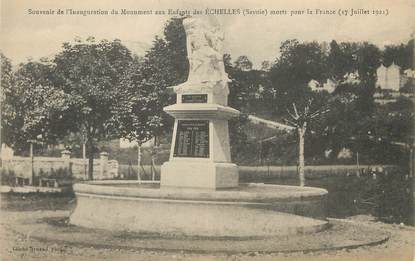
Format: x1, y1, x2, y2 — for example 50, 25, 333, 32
38, 167, 73, 181
0, 169, 17, 186
118, 164, 160, 180
400, 80, 415, 93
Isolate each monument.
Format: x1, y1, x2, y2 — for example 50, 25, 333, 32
69, 16, 328, 239
160, 16, 240, 189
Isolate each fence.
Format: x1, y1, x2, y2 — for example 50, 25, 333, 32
1, 150, 118, 182
238, 164, 399, 181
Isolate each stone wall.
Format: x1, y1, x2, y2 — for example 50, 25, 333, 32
1, 150, 118, 180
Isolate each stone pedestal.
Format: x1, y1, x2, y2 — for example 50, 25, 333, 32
161, 102, 240, 189
159, 16, 240, 190
161, 161, 238, 189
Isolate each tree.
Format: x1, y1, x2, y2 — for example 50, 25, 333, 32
224, 54, 270, 157
310, 92, 358, 159
284, 96, 329, 186
327, 40, 358, 82
226, 54, 261, 111
382, 43, 412, 69
366, 97, 414, 164
264, 40, 337, 182
53, 37, 134, 180
117, 18, 188, 178
260, 61, 271, 71
2, 58, 70, 153
137, 18, 188, 138
117, 56, 164, 179
234, 55, 253, 71
1, 53, 13, 148
354, 42, 381, 114
400, 79, 415, 93
268, 39, 329, 115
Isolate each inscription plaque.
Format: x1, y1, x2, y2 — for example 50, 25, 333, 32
182, 94, 208, 103
173, 120, 209, 158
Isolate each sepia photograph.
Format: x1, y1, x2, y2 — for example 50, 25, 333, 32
0, 0, 414, 260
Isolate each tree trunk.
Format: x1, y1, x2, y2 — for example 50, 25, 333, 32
151, 156, 156, 181
298, 124, 306, 187
30, 143, 34, 185
83, 142, 87, 180
87, 139, 94, 180
137, 143, 141, 181
151, 136, 157, 181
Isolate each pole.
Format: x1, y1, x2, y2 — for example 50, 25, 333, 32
30, 142, 34, 185
151, 136, 157, 181
137, 143, 141, 181
83, 142, 87, 180
356, 151, 360, 177
410, 147, 414, 177
259, 141, 263, 165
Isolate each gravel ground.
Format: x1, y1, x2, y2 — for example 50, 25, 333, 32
0, 211, 413, 261
0, 193, 413, 260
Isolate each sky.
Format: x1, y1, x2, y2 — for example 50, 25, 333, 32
1, 0, 414, 68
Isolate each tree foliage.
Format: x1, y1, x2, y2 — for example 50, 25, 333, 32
52, 37, 134, 179
1, 26, 412, 170
268, 40, 328, 115
256, 38, 412, 166
382, 41, 413, 69
119, 18, 188, 144
2, 57, 70, 152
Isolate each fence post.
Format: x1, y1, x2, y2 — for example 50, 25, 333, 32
61, 150, 71, 172
100, 152, 109, 179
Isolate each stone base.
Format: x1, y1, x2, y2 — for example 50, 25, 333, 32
160, 161, 238, 189
70, 182, 329, 238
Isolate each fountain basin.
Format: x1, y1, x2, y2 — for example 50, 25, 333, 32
70, 181, 328, 238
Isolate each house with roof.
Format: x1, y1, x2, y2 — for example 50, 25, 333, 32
376, 62, 401, 91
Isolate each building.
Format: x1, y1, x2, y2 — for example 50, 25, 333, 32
376, 62, 401, 91
343, 71, 360, 85
308, 79, 320, 91
403, 68, 415, 78
308, 79, 336, 93
322, 79, 336, 93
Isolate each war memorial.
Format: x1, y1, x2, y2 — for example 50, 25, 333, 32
69, 16, 329, 239
3, 11, 409, 257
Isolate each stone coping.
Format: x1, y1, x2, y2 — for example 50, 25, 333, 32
84, 180, 160, 185
73, 182, 327, 203
0, 185, 67, 193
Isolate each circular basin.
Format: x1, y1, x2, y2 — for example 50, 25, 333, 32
70, 181, 328, 238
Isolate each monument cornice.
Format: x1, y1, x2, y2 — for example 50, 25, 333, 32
163, 103, 240, 120
173, 80, 230, 95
